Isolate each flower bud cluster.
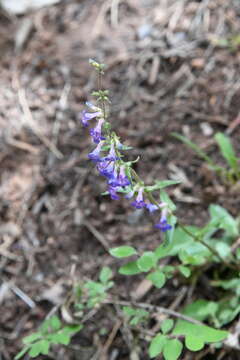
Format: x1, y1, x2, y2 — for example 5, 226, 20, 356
81, 102, 172, 233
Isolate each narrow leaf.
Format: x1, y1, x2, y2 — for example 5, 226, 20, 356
215, 132, 239, 172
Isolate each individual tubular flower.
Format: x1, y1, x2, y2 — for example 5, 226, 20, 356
81, 110, 102, 127
85, 101, 101, 111
90, 118, 106, 143
118, 166, 130, 187
108, 165, 130, 188
146, 203, 158, 213
88, 141, 104, 162
108, 185, 120, 200
97, 160, 114, 179
131, 187, 147, 209
103, 143, 120, 162
155, 208, 172, 232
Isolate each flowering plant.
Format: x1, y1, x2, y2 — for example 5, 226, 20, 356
16, 60, 240, 360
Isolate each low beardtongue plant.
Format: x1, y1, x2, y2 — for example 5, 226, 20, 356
16, 60, 240, 360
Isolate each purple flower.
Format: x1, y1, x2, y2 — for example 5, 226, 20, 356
108, 165, 130, 188
81, 110, 101, 127
131, 188, 147, 209
103, 143, 120, 162
90, 118, 105, 143
155, 208, 172, 232
97, 161, 114, 178
125, 189, 135, 199
108, 186, 120, 200
88, 141, 104, 162
146, 203, 158, 213
86, 101, 100, 111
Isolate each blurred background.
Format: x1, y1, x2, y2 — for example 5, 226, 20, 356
0, 0, 240, 358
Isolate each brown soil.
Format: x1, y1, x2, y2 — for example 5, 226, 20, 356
0, 0, 240, 359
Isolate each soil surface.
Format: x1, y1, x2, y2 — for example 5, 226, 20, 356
0, 0, 240, 359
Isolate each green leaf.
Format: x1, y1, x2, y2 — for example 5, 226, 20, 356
163, 339, 183, 360
50, 315, 61, 331
14, 347, 30, 360
173, 320, 228, 343
62, 324, 83, 335
185, 335, 204, 351
119, 261, 142, 275
182, 299, 219, 321
22, 333, 41, 344
161, 319, 174, 334
137, 252, 157, 272
146, 180, 181, 192
123, 306, 136, 317
109, 246, 137, 258
99, 266, 113, 284
147, 271, 166, 288
28, 340, 50, 357
209, 204, 238, 236
171, 133, 216, 167
178, 265, 191, 278
215, 132, 239, 172
149, 334, 167, 358
50, 332, 71, 345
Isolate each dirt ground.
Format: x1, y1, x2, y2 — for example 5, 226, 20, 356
0, 0, 240, 359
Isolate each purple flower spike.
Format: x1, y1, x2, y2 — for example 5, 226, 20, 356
108, 186, 120, 200
131, 188, 147, 209
82, 110, 101, 127
88, 141, 104, 162
146, 203, 158, 213
90, 118, 105, 143
104, 143, 120, 162
97, 161, 114, 179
